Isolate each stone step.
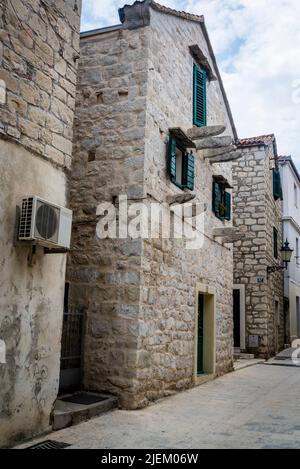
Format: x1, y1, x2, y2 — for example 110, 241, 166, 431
52, 391, 118, 431
203, 145, 237, 159
209, 150, 242, 164
234, 353, 255, 359
186, 125, 226, 140
167, 192, 196, 205
195, 136, 233, 150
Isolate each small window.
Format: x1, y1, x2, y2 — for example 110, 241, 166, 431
273, 168, 282, 201
296, 238, 299, 265
273, 227, 278, 259
294, 183, 298, 208
167, 136, 194, 190
212, 182, 231, 221
193, 64, 207, 127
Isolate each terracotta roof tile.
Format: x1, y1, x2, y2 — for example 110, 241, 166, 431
238, 134, 275, 147
151, 1, 204, 23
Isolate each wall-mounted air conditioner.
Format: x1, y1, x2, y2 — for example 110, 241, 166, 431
18, 196, 72, 249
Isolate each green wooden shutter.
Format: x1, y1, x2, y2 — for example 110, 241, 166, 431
212, 182, 221, 218
273, 168, 281, 201
273, 227, 278, 258
168, 136, 176, 179
184, 151, 195, 190
193, 65, 207, 127
224, 191, 231, 221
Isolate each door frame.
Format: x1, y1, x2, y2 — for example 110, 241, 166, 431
233, 284, 246, 351
194, 284, 216, 384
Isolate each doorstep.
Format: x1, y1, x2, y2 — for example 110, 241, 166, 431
234, 359, 265, 371
52, 391, 118, 431
194, 373, 215, 386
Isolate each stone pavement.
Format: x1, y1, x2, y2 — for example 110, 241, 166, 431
18, 365, 300, 449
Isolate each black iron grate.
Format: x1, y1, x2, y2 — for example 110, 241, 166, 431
61, 392, 107, 405
27, 440, 71, 450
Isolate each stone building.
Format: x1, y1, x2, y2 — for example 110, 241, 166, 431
278, 155, 300, 343
232, 135, 284, 358
67, 0, 239, 410
0, 0, 81, 447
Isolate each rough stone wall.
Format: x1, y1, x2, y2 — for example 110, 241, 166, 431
232, 144, 284, 357
67, 27, 149, 408
69, 7, 235, 409
0, 0, 81, 168
136, 8, 235, 402
0, 0, 81, 447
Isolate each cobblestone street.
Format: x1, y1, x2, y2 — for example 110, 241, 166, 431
20, 364, 300, 449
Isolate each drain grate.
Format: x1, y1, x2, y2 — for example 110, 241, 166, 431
60, 392, 108, 405
27, 440, 71, 450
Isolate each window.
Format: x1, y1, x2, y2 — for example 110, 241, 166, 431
296, 237, 299, 265
273, 227, 278, 258
168, 135, 195, 190
272, 168, 282, 201
294, 183, 298, 208
193, 64, 206, 127
212, 182, 231, 221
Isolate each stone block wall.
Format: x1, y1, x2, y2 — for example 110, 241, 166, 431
0, 0, 81, 447
0, 0, 81, 168
67, 26, 149, 407
68, 4, 236, 409
232, 144, 284, 357
136, 8, 235, 402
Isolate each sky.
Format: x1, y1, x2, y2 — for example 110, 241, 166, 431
81, 0, 300, 167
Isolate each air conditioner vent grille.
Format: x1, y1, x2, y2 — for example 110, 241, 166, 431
35, 204, 58, 239
34, 200, 59, 243
19, 197, 34, 239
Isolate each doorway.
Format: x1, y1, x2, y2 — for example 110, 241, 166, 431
274, 299, 280, 353
233, 289, 240, 348
197, 294, 204, 374
297, 296, 300, 338
233, 284, 246, 351
59, 283, 86, 393
194, 284, 216, 383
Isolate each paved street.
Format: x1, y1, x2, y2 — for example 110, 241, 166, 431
20, 364, 300, 449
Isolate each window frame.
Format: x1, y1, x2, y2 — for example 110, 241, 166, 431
212, 181, 231, 221
193, 64, 207, 128
168, 135, 195, 191
272, 168, 282, 201
273, 227, 278, 259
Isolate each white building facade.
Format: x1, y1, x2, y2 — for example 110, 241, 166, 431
279, 156, 300, 342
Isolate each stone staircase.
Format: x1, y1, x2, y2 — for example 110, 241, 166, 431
52, 391, 118, 431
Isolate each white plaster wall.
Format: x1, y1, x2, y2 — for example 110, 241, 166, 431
280, 161, 300, 340
0, 140, 67, 447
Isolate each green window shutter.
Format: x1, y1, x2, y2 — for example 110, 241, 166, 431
184, 151, 195, 190
273, 168, 281, 201
193, 65, 207, 127
212, 182, 221, 218
273, 227, 278, 258
167, 136, 176, 179
224, 191, 231, 221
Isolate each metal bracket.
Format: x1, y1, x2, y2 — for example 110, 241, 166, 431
267, 265, 285, 277
44, 247, 68, 254
13, 205, 20, 247
27, 245, 37, 267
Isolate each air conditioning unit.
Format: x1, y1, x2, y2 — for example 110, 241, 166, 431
18, 196, 72, 249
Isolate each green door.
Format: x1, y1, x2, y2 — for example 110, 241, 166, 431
197, 294, 204, 375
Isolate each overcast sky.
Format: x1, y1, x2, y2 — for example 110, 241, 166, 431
81, 0, 300, 167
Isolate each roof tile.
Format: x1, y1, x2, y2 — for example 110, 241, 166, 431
238, 134, 275, 147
